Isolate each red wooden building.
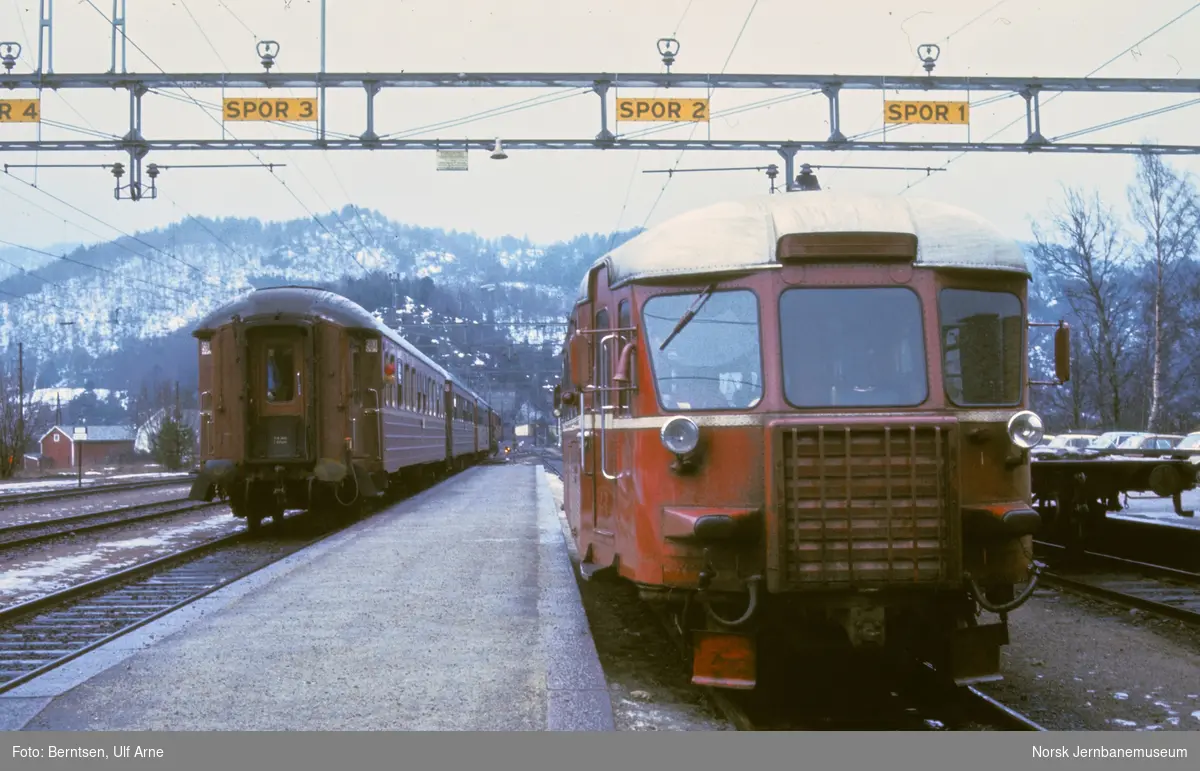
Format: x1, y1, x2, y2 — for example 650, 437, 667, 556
39, 425, 136, 469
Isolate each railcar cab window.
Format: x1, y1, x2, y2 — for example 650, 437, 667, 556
938, 288, 1023, 406
643, 289, 763, 411
780, 287, 926, 408
265, 346, 295, 403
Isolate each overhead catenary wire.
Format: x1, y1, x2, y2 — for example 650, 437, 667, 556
640, 0, 760, 229
178, 0, 232, 72
0, 235, 188, 306
0, 170, 212, 282
603, 0, 700, 253
79, 0, 369, 279
190, 4, 385, 259
898, 2, 1200, 194
849, 0, 1017, 144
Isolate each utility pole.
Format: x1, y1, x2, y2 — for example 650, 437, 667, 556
17, 343, 24, 471
55, 392, 61, 425
319, 0, 327, 142
388, 272, 400, 330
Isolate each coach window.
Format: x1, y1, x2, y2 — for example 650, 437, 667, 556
595, 308, 610, 413
938, 288, 1023, 407
643, 289, 763, 411
266, 346, 295, 403
386, 354, 396, 407
780, 287, 927, 408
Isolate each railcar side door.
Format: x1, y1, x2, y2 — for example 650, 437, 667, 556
591, 281, 619, 554
348, 336, 382, 461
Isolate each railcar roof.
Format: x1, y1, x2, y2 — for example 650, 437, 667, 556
577, 191, 1028, 300
193, 286, 492, 410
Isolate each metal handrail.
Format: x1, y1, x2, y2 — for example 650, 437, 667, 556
597, 333, 619, 481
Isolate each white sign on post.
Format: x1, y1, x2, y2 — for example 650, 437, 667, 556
436, 149, 468, 171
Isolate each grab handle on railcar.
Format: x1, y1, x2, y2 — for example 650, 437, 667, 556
599, 404, 617, 481
200, 391, 214, 455
597, 334, 620, 481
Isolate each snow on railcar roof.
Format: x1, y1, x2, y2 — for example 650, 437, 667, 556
193, 286, 479, 395
577, 191, 1027, 299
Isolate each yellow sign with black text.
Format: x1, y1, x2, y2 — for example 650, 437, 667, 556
616, 97, 709, 123
0, 99, 41, 123
884, 100, 969, 125
222, 97, 318, 122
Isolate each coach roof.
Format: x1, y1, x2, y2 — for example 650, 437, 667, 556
192, 286, 491, 406
578, 191, 1028, 299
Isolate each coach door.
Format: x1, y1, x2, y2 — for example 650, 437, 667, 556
592, 304, 616, 543
349, 337, 381, 461
247, 329, 309, 461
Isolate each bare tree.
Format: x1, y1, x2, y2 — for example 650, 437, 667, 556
1031, 187, 1135, 427
1127, 151, 1200, 431
0, 360, 43, 478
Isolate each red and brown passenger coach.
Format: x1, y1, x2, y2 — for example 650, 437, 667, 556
555, 188, 1070, 690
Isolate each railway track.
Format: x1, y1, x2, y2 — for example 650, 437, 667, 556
639, 591, 1042, 730
0, 499, 223, 550
1035, 540, 1200, 625
0, 461, 469, 695
0, 477, 191, 507
0, 525, 329, 694
701, 652, 1044, 731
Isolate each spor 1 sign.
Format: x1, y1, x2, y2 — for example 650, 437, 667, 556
883, 100, 970, 125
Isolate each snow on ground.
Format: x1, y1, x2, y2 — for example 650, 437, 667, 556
0, 471, 191, 495
0, 512, 237, 608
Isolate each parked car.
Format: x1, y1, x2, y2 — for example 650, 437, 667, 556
1031, 433, 1099, 458
1089, 431, 1144, 449
1120, 433, 1182, 448
1117, 433, 1184, 456
1172, 432, 1200, 464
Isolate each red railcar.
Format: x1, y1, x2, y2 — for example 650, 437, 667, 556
555, 188, 1069, 690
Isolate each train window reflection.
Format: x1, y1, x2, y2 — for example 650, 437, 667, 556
938, 289, 1022, 406
643, 289, 763, 411
780, 287, 927, 408
266, 346, 295, 403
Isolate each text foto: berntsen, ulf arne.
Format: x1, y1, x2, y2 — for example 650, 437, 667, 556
13, 745, 165, 759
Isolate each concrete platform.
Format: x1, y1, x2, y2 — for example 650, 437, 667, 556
0, 464, 614, 731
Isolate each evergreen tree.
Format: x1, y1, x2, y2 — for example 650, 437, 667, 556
151, 414, 196, 471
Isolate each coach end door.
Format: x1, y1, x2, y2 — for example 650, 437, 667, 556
247, 329, 309, 462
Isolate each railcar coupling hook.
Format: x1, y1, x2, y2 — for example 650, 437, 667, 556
964, 560, 1043, 617
697, 559, 762, 628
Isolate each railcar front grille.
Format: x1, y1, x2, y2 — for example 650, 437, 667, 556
771, 422, 960, 590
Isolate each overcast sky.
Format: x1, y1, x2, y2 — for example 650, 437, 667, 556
0, 0, 1198, 254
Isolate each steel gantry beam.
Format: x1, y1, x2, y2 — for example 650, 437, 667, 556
2, 138, 1199, 155
3, 64, 1200, 200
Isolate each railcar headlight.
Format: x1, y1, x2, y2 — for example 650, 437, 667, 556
661, 416, 700, 456
1007, 410, 1044, 449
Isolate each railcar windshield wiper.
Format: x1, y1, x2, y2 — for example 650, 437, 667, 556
658, 283, 718, 351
